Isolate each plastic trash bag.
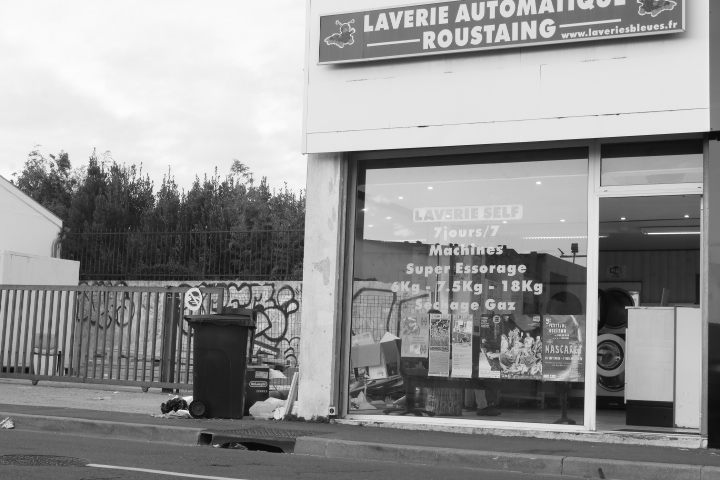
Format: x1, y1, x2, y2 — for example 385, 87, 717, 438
161, 396, 188, 414
0, 417, 14, 429
249, 398, 285, 419
350, 391, 376, 410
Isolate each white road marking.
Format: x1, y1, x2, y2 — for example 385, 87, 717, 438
87, 464, 248, 480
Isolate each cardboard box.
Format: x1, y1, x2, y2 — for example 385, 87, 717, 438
350, 332, 400, 380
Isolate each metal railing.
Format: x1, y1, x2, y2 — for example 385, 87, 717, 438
0, 285, 224, 390
60, 229, 305, 281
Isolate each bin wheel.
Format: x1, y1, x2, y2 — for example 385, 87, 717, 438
189, 400, 209, 418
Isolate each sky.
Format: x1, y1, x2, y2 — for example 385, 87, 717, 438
0, 1, 308, 194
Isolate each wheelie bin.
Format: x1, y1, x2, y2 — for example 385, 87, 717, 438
184, 307, 256, 419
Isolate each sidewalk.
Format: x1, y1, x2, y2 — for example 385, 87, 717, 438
1, 378, 719, 480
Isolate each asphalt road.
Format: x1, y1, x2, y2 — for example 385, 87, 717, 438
0, 430, 588, 480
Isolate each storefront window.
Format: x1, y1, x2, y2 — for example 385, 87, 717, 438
601, 140, 703, 186
349, 149, 589, 424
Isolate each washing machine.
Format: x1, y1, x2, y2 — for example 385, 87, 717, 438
596, 282, 641, 409
597, 333, 626, 408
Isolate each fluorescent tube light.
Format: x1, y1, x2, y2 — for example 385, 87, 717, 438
640, 226, 700, 235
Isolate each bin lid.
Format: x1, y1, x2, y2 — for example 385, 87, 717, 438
184, 310, 256, 328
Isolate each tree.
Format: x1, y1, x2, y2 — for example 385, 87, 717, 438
14, 146, 306, 280
12, 148, 76, 221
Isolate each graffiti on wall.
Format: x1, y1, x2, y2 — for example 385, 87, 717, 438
80, 280, 302, 368
179, 281, 302, 366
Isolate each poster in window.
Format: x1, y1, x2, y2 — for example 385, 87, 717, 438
428, 313, 450, 377
498, 314, 543, 380
478, 314, 502, 379
400, 314, 430, 358
451, 315, 473, 378
542, 315, 585, 382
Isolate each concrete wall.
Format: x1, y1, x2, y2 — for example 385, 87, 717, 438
0, 176, 62, 258
299, 153, 347, 418
303, 0, 711, 153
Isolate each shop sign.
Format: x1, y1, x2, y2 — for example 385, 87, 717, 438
413, 205, 523, 222
319, 0, 685, 64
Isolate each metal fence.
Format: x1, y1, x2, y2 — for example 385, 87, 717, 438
351, 287, 431, 341
0, 285, 224, 390
60, 230, 305, 281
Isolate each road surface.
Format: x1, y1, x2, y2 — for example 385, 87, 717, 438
0, 429, 587, 480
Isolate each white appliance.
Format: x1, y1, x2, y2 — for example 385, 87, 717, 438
625, 307, 675, 427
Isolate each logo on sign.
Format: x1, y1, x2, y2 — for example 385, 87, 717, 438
249, 381, 268, 388
637, 0, 677, 17
325, 19, 356, 48
607, 265, 626, 279
492, 315, 501, 324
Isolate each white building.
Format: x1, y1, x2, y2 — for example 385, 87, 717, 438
0, 175, 79, 285
300, 0, 720, 447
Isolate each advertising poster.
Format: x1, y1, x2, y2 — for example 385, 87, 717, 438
498, 314, 543, 380
451, 315, 473, 378
400, 314, 430, 358
428, 313, 450, 377
478, 314, 502, 378
542, 315, 585, 382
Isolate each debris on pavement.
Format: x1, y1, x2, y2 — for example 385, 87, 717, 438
248, 397, 285, 419
160, 395, 192, 414
154, 395, 194, 418
0, 417, 14, 429
152, 409, 192, 419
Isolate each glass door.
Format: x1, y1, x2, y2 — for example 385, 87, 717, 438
593, 139, 703, 434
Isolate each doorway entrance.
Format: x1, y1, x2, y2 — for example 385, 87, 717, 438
595, 195, 701, 434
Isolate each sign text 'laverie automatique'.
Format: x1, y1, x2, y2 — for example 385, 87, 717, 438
319, 0, 685, 64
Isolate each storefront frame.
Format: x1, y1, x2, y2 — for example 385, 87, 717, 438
338, 134, 705, 435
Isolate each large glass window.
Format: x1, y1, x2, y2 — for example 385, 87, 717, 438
601, 140, 703, 186
349, 149, 589, 425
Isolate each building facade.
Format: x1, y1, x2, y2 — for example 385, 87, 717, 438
300, 0, 720, 446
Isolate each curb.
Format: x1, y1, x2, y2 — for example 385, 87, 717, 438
337, 419, 706, 449
5, 412, 718, 480
295, 437, 720, 480
3, 412, 200, 446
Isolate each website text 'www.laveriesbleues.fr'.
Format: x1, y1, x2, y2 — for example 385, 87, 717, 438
560, 19, 679, 39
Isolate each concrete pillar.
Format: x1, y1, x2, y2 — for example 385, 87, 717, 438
298, 153, 347, 418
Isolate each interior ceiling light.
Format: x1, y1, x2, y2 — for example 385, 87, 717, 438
386, 217, 392, 220
428, 186, 433, 190
536, 181, 542, 185
684, 214, 690, 218
641, 226, 700, 235
560, 219, 565, 222
620, 217, 626, 221
398, 196, 403, 200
